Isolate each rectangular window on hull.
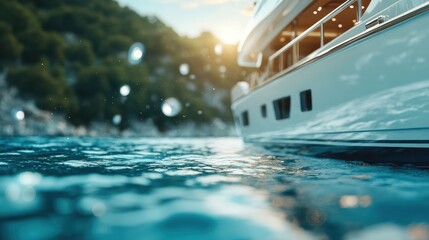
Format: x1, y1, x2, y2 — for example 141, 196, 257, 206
241, 111, 249, 126
300, 89, 312, 112
273, 96, 291, 120
261, 104, 267, 118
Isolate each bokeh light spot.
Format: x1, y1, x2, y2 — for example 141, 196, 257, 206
214, 44, 223, 56
112, 114, 122, 125
120, 85, 131, 97
128, 42, 145, 65
15, 110, 25, 121
179, 63, 190, 75
162, 98, 182, 117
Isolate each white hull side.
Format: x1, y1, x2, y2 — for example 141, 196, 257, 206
232, 10, 429, 163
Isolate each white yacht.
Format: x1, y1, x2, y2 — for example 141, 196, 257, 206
231, 0, 429, 164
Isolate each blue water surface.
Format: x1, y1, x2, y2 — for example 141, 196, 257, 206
0, 137, 428, 240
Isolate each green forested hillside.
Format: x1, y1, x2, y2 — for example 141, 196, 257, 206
0, 0, 244, 131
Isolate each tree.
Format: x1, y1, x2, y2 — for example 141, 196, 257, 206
6, 64, 76, 113
0, 1, 40, 34
101, 35, 133, 56
46, 32, 66, 64
17, 29, 49, 64
0, 0, 244, 129
65, 40, 95, 65
0, 22, 23, 64
43, 6, 101, 35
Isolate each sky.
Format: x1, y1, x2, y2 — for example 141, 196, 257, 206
115, 0, 253, 44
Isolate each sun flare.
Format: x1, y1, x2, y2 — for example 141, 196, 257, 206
219, 34, 238, 44
216, 28, 240, 44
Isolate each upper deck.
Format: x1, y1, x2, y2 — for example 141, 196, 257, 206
238, 0, 373, 68
233, 0, 429, 101
237, 0, 429, 70
238, 0, 312, 67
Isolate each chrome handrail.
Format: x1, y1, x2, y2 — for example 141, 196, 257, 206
267, 0, 362, 77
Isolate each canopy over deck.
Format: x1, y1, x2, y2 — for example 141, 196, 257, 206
238, 0, 312, 68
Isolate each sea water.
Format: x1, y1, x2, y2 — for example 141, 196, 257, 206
0, 137, 428, 240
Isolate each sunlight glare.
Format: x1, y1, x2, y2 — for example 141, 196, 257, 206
216, 27, 239, 44
214, 44, 223, 56
219, 35, 236, 44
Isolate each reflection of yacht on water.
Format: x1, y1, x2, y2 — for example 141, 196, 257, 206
231, 0, 429, 164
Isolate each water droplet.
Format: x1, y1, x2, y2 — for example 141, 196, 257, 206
162, 98, 182, 117
112, 114, 122, 125
128, 42, 145, 65
120, 85, 131, 97
15, 110, 25, 121
179, 63, 190, 75
214, 44, 223, 56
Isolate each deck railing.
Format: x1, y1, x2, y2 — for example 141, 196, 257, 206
263, 0, 363, 83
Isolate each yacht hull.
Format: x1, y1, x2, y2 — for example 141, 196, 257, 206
232, 9, 429, 165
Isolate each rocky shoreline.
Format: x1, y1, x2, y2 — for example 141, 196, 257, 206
0, 76, 236, 137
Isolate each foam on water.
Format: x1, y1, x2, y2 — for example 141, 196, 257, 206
0, 136, 428, 240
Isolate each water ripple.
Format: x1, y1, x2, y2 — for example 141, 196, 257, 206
0, 136, 428, 240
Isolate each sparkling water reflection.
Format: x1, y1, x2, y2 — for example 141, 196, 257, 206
0, 137, 428, 240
